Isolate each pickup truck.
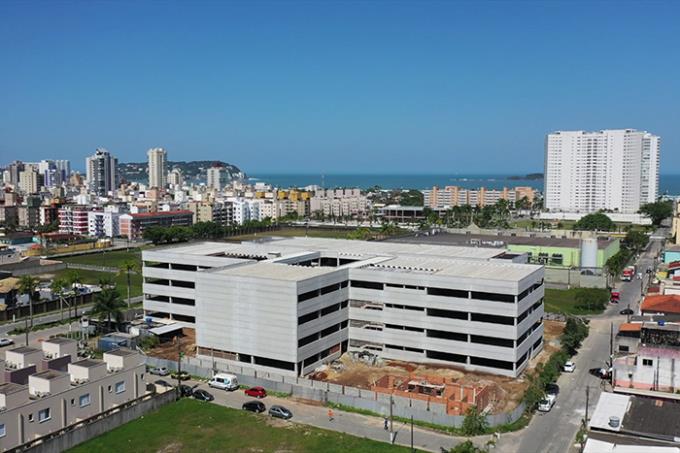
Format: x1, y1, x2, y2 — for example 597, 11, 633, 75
538, 393, 557, 412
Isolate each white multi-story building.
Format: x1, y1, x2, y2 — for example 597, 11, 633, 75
18, 169, 39, 194
206, 166, 230, 191
544, 129, 660, 214
147, 148, 167, 189
87, 211, 121, 238
86, 148, 118, 196
142, 238, 544, 378
167, 168, 183, 188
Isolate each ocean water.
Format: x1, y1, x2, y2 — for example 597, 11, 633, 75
249, 173, 680, 195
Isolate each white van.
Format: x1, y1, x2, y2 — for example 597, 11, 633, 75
208, 373, 239, 391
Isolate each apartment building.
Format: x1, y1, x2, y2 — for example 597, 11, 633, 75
119, 210, 193, 240
0, 342, 146, 451
147, 148, 167, 189
187, 201, 234, 226
86, 148, 118, 197
87, 211, 121, 238
58, 206, 91, 236
422, 186, 536, 209
544, 129, 660, 214
142, 238, 544, 378
310, 188, 370, 218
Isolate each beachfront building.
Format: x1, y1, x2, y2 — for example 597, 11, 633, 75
544, 129, 660, 214
142, 237, 544, 378
422, 186, 536, 210
147, 148, 167, 189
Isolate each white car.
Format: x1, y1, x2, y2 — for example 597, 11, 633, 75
563, 361, 576, 373
149, 366, 170, 376
0, 338, 14, 347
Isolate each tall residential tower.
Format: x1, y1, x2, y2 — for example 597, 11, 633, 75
86, 148, 118, 196
147, 147, 167, 188
544, 129, 660, 214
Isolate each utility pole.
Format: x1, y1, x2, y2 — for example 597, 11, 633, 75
410, 415, 414, 452
585, 386, 590, 424
24, 316, 29, 346
389, 394, 394, 444
176, 335, 183, 399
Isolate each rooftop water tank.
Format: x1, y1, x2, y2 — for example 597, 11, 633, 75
580, 238, 598, 268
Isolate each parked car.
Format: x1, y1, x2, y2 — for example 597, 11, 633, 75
179, 384, 195, 397
171, 371, 190, 381
244, 386, 267, 398
242, 400, 266, 413
269, 405, 292, 420
538, 393, 556, 412
154, 379, 172, 387
563, 361, 576, 373
620, 307, 634, 315
192, 389, 214, 401
0, 338, 14, 347
149, 366, 170, 376
208, 373, 239, 391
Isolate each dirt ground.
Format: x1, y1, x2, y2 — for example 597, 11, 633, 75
149, 328, 197, 360
311, 320, 566, 414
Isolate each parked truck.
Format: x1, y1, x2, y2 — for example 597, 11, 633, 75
621, 265, 636, 282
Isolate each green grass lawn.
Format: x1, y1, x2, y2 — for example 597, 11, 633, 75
38, 268, 143, 298
544, 288, 609, 315
61, 248, 142, 268
69, 398, 414, 453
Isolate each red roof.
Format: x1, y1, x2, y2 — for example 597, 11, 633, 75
640, 294, 680, 315
618, 323, 642, 333
668, 261, 680, 270
130, 210, 193, 219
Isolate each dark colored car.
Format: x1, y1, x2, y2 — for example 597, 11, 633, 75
269, 405, 292, 419
242, 400, 266, 413
179, 384, 194, 397
620, 307, 634, 315
244, 386, 267, 398
545, 383, 559, 396
154, 379, 172, 387
192, 389, 214, 401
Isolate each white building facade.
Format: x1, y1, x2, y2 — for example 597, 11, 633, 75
142, 238, 544, 378
544, 129, 660, 214
147, 147, 167, 189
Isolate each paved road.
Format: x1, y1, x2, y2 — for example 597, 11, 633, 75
499, 234, 664, 453
158, 378, 491, 453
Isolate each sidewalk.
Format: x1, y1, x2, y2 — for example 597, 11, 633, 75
186, 379, 492, 452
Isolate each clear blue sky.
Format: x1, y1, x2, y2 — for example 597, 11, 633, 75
1, 1, 678, 174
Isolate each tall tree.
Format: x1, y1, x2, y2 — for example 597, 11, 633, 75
639, 201, 673, 226
50, 278, 67, 322
66, 270, 82, 318
119, 260, 138, 308
18, 275, 40, 328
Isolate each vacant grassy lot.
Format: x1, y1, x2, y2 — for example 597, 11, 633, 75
544, 288, 609, 315
38, 269, 143, 298
61, 248, 142, 268
69, 399, 414, 453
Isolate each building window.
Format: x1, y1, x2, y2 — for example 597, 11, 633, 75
0, 423, 5, 437
70, 398, 75, 406
28, 413, 34, 422
108, 385, 112, 393
80, 393, 91, 407
642, 358, 653, 367
38, 408, 51, 423
115, 381, 126, 394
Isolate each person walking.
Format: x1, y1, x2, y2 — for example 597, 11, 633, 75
384, 417, 389, 430
328, 408, 334, 421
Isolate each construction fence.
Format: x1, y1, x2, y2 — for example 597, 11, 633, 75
145, 356, 526, 429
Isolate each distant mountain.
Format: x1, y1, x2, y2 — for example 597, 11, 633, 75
508, 173, 543, 181
117, 160, 244, 184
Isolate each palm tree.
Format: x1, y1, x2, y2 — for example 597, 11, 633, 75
66, 270, 82, 318
18, 275, 39, 328
119, 260, 138, 308
92, 287, 126, 333
50, 278, 67, 322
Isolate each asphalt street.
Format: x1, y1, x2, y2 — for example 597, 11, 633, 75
500, 234, 664, 453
